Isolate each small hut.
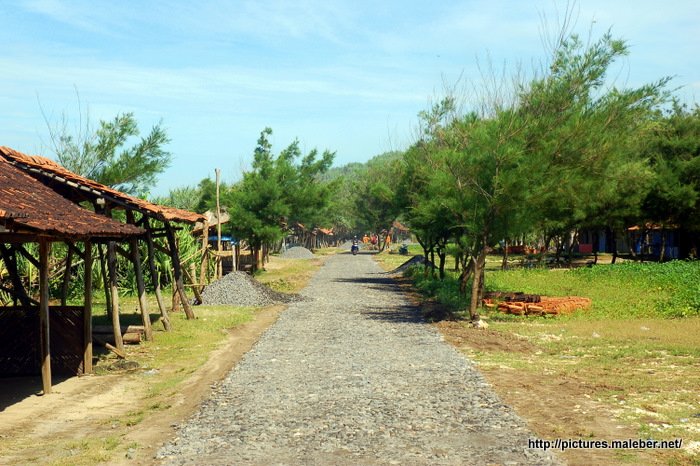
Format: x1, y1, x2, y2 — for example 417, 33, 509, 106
0, 146, 205, 328
0, 158, 143, 394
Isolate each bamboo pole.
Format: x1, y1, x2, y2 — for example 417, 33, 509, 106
216, 168, 222, 279
39, 239, 52, 395
107, 241, 124, 352
83, 241, 93, 374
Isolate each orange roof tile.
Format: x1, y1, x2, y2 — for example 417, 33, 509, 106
0, 146, 205, 224
0, 159, 143, 239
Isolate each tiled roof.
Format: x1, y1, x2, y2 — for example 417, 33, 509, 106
0, 146, 205, 224
0, 159, 143, 239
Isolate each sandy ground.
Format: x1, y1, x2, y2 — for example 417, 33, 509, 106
0, 305, 284, 466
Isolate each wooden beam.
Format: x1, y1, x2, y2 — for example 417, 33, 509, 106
129, 237, 153, 341
107, 241, 124, 352
186, 263, 203, 304
60, 242, 74, 306
83, 241, 93, 374
154, 242, 171, 256
165, 222, 195, 319
15, 244, 41, 269
144, 220, 171, 331
0, 244, 33, 306
114, 244, 130, 260
199, 219, 209, 290
216, 168, 223, 279
39, 239, 52, 395
98, 243, 112, 318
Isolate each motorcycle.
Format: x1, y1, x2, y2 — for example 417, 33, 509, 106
351, 242, 359, 255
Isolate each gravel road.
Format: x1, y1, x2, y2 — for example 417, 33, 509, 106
158, 252, 560, 465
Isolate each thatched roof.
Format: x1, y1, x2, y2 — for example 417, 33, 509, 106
0, 159, 143, 240
0, 146, 204, 224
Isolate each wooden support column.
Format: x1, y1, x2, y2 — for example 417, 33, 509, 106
130, 237, 153, 341
144, 221, 171, 331
107, 241, 124, 352
60, 242, 74, 306
199, 219, 209, 290
0, 244, 33, 306
187, 263, 203, 304
165, 222, 195, 319
83, 241, 93, 374
216, 169, 223, 279
39, 239, 52, 395
98, 243, 112, 318
126, 211, 153, 341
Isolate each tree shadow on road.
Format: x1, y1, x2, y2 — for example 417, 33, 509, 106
333, 275, 405, 294
360, 304, 424, 324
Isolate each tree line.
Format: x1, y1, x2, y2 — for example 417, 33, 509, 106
39, 27, 699, 318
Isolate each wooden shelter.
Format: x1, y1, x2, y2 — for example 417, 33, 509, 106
0, 158, 143, 394
0, 146, 205, 332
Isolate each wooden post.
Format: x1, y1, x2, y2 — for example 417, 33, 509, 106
60, 242, 74, 306
186, 262, 203, 304
0, 244, 32, 307
107, 241, 124, 352
165, 222, 195, 319
199, 219, 209, 289
144, 222, 171, 331
130, 238, 153, 341
83, 241, 93, 374
39, 239, 52, 394
215, 168, 223, 279
98, 244, 112, 318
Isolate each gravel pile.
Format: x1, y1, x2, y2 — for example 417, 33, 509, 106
279, 246, 315, 259
391, 254, 434, 274
159, 254, 560, 465
200, 271, 299, 306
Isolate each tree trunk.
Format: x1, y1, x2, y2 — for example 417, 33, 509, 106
438, 250, 446, 279
659, 231, 666, 262
459, 256, 474, 296
611, 228, 618, 264
468, 246, 487, 322
501, 239, 509, 270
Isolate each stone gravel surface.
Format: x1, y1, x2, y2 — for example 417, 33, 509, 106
158, 253, 561, 465
201, 271, 300, 307
279, 246, 316, 259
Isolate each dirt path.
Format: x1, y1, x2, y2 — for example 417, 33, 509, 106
157, 252, 561, 465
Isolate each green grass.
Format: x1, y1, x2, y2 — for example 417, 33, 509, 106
488, 260, 700, 319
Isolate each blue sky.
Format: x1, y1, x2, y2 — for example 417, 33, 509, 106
1, 0, 698, 196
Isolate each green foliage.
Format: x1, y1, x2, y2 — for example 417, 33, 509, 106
643, 101, 700, 232
351, 152, 405, 234
225, 128, 336, 254
151, 185, 202, 212
49, 112, 172, 196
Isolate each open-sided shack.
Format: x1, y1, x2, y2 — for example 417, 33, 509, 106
0, 146, 205, 394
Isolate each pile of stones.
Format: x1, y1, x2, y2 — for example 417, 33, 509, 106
200, 271, 300, 307
391, 254, 433, 274
279, 246, 315, 259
